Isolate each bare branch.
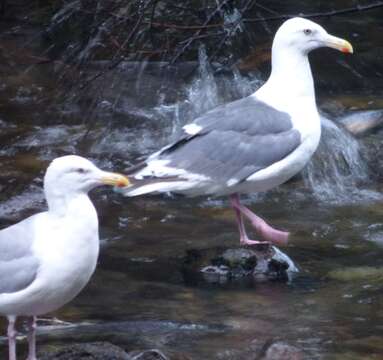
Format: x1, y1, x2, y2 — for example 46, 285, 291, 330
244, 1, 383, 23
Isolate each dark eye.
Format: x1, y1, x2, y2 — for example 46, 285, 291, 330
303, 29, 312, 35
76, 168, 87, 174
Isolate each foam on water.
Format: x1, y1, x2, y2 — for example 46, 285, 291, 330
303, 116, 380, 203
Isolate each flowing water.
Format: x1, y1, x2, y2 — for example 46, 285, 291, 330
1, 4, 383, 359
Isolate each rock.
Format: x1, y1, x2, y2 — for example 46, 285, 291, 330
216, 339, 304, 360
127, 349, 170, 360
338, 110, 383, 136
39, 342, 174, 360
182, 245, 298, 286
236, 44, 271, 71
39, 342, 130, 360
363, 133, 383, 181
215, 338, 265, 359
262, 341, 304, 360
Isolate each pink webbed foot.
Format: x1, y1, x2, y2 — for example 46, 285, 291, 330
229, 193, 289, 247
251, 218, 289, 246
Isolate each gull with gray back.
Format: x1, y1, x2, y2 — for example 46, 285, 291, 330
120, 17, 353, 246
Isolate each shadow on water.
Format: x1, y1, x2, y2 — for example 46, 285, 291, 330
1, 2, 383, 359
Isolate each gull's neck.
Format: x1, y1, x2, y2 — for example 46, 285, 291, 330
255, 46, 316, 109
45, 187, 94, 218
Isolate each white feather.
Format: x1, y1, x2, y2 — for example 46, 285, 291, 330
183, 123, 202, 135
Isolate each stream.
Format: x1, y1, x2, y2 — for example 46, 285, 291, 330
1, 2, 383, 359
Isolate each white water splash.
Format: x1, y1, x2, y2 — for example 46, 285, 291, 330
303, 116, 380, 203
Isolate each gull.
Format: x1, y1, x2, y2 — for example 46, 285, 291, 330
0, 155, 130, 360
120, 17, 353, 246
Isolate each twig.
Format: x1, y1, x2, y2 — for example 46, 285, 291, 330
146, 21, 223, 30
244, 1, 383, 23
134, 1, 383, 32
169, 0, 230, 65
79, 0, 153, 89
75, 0, 383, 88
207, 0, 253, 64
178, 31, 225, 44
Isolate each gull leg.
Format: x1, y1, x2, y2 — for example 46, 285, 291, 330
7, 315, 17, 360
230, 194, 268, 245
26, 316, 37, 360
230, 193, 289, 246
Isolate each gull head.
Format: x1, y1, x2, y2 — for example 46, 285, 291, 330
44, 155, 130, 195
273, 17, 353, 55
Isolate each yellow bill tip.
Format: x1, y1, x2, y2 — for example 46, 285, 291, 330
326, 35, 354, 54
341, 40, 353, 54
101, 173, 130, 188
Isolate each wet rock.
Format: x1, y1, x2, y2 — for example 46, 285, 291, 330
39, 342, 174, 360
262, 341, 304, 360
182, 245, 298, 286
216, 339, 304, 360
363, 133, 383, 182
39, 342, 130, 360
216, 338, 264, 359
338, 110, 383, 136
127, 349, 170, 360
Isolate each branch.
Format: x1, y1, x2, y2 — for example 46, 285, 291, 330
140, 2, 383, 31
146, 21, 222, 30
79, 0, 153, 89
207, 0, 253, 64
169, 0, 230, 65
244, 1, 383, 23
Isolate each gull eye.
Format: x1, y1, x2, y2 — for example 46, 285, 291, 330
76, 168, 87, 174
303, 28, 312, 35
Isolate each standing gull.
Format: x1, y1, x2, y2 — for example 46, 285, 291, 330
0, 155, 129, 360
121, 17, 353, 245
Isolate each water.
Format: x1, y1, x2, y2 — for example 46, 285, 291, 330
303, 116, 379, 204
1, 4, 383, 359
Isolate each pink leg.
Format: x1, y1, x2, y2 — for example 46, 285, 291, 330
26, 316, 37, 360
230, 195, 268, 245
230, 193, 289, 246
7, 315, 17, 360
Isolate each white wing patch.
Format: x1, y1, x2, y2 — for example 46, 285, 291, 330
135, 159, 210, 182
183, 123, 202, 135
226, 178, 239, 187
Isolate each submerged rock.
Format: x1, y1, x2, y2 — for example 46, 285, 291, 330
216, 339, 304, 360
262, 341, 304, 360
182, 245, 298, 286
39, 342, 172, 360
127, 349, 171, 360
338, 109, 383, 136
39, 342, 130, 360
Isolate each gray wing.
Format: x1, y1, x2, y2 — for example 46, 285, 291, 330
0, 215, 40, 293
154, 97, 301, 185
193, 96, 294, 135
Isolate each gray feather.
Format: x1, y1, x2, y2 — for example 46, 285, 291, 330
139, 97, 301, 186
193, 96, 293, 135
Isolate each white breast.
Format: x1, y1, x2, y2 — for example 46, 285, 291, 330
227, 95, 321, 195
0, 197, 100, 316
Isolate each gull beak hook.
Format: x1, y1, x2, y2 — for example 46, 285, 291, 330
324, 34, 353, 54
101, 173, 131, 188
